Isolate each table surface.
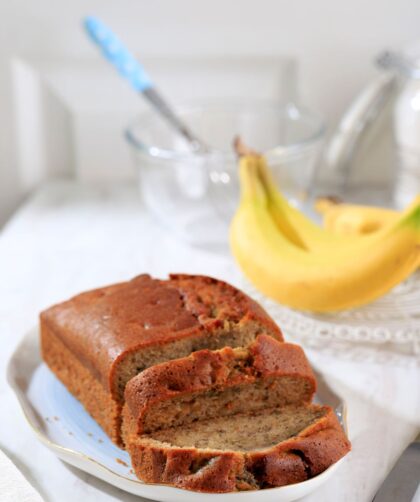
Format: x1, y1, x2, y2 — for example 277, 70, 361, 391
0, 180, 419, 502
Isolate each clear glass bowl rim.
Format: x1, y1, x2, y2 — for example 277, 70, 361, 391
125, 99, 326, 162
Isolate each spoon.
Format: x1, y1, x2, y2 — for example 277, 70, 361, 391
84, 16, 206, 152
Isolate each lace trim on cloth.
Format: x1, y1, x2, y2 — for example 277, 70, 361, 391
240, 272, 420, 355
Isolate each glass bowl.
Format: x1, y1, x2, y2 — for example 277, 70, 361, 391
125, 100, 325, 250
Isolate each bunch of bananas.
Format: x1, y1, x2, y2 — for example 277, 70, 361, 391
229, 152, 420, 313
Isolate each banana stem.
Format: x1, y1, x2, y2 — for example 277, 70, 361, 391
238, 156, 267, 206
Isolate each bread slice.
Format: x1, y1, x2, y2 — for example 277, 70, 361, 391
127, 404, 350, 492
122, 335, 316, 441
40, 274, 282, 445
123, 334, 350, 492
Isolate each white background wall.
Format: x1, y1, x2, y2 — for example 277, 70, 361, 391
1, 0, 420, 227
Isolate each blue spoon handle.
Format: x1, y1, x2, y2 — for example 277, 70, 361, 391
84, 16, 153, 92
84, 16, 206, 150
84, 16, 203, 150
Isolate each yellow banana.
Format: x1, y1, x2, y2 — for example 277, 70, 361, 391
315, 197, 399, 235
230, 156, 420, 312
255, 156, 367, 252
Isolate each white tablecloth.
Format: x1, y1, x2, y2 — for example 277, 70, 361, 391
0, 181, 419, 502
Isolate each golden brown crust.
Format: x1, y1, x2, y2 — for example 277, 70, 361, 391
248, 334, 313, 375
127, 406, 351, 493
40, 322, 122, 445
246, 409, 350, 485
167, 274, 281, 333
124, 335, 315, 436
129, 445, 245, 492
40, 274, 282, 398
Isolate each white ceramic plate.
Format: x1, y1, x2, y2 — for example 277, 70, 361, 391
7, 328, 347, 502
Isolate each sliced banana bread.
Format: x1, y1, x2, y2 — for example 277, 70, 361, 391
40, 274, 282, 445
123, 335, 350, 492
122, 334, 315, 441
128, 404, 350, 492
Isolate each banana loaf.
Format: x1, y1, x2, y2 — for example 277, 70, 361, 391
40, 274, 282, 445
122, 334, 315, 440
129, 404, 349, 492
123, 335, 350, 492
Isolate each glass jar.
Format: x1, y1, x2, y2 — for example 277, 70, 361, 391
324, 42, 420, 208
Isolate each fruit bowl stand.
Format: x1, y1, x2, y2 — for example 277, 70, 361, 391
241, 272, 420, 355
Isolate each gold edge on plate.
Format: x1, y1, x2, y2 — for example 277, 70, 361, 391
7, 327, 349, 496
6, 332, 144, 488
